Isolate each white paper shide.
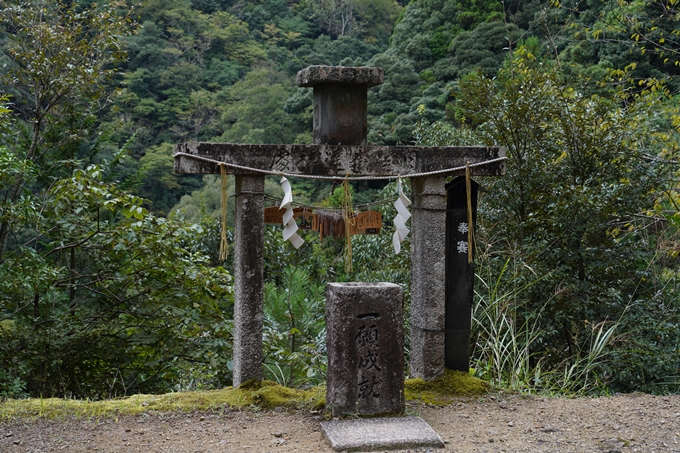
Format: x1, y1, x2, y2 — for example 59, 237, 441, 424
392, 178, 411, 254
280, 176, 304, 249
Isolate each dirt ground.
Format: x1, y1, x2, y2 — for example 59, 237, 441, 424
1, 393, 679, 453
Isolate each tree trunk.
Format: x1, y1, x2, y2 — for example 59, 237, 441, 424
69, 247, 76, 313
0, 179, 23, 260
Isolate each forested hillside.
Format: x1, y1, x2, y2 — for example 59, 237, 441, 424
1, 0, 679, 399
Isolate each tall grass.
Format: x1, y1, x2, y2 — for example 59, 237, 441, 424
471, 259, 620, 395
542, 319, 619, 395
471, 259, 548, 390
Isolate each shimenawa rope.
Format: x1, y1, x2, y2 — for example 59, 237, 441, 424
173, 152, 506, 181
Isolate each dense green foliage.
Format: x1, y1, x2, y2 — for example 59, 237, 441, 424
0, 0, 232, 398
1, 0, 679, 398
454, 48, 679, 393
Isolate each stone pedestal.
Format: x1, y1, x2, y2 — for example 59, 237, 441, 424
409, 176, 447, 380
296, 66, 383, 145
232, 174, 265, 387
326, 282, 404, 417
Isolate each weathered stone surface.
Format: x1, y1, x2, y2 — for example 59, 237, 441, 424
410, 327, 445, 381
174, 142, 505, 177
232, 175, 265, 387
326, 282, 404, 417
296, 65, 383, 87
409, 176, 447, 380
312, 83, 368, 145
297, 65, 383, 145
320, 416, 444, 452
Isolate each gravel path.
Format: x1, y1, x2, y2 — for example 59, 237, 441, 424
1, 393, 679, 452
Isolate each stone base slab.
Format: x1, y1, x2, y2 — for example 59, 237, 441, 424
320, 416, 444, 452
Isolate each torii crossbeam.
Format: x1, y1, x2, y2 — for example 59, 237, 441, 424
174, 66, 505, 387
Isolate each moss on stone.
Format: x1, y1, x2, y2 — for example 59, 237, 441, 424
0, 382, 326, 420
404, 370, 490, 405
251, 381, 325, 410
237, 379, 264, 390
0, 371, 489, 419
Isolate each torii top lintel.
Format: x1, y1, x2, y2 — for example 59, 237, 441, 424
173, 65, 505, 178
173, 142, 505, 178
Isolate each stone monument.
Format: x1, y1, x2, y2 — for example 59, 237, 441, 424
325, 282, 404, 417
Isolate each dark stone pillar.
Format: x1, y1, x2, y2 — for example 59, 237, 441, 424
444, 177, 479, 372
326, 282, 404, 417
233, 174, 265, 387
409, 176, 447, 380
313, 84, 367, 145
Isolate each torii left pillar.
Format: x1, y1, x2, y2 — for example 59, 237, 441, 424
232, 173, 265, 386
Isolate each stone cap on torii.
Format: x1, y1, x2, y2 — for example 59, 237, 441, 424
296, 65, 384, 87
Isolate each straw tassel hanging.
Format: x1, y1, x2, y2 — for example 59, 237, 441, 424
219, 163, 229, 261
342, 176, 354, 273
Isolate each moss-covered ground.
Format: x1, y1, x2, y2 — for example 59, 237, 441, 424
0, 381, 325, 420
404, 369, 491, 405
0, 371, 489, 420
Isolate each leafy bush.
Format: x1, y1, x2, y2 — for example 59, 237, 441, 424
0, 168, 235, 398
414, 45, 680, 394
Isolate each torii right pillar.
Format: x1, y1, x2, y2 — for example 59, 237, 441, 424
410, 174, 481, 380
409, 175, 448, 379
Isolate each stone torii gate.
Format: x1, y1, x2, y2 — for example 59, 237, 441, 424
174, 66, 505, 387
